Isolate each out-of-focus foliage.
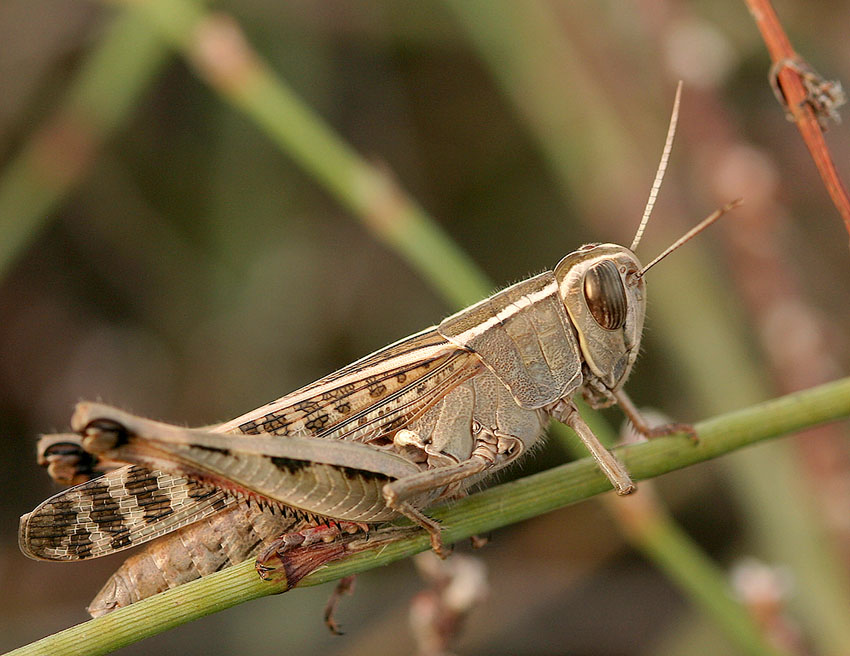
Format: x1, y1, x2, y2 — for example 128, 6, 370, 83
1, 2, 849, 654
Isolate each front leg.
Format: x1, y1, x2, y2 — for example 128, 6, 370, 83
611, 388, 696, 441
547, 399, 635, 495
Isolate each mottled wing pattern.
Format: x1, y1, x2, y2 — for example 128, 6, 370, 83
22, 328, 483, 562
20, 465, 235, 561
219, 327, 483, 445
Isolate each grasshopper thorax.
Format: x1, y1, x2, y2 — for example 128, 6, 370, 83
553, 244, 645, 392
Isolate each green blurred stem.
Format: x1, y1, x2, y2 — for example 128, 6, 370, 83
633, 516, 770, 653
11, 376, 850, 656
442, 0, 640, 213
0, 10, 172, 280
119, 0, 490, 309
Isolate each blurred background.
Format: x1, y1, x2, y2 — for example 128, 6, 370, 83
1, 1, 850, 654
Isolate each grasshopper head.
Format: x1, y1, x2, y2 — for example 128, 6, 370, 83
553, 244, 646, 392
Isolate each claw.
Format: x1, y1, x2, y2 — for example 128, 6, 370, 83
324, 575, 356, 635
642, 422, 698, 443
470, 535, 489, 549
429, 530, 452, 559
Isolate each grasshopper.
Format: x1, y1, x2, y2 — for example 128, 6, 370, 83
19, 86, 737, 614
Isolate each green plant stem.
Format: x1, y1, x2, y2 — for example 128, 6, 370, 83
0, 9, 172, 280
633, 515, 768, 653
9, 376, 850, 656
117, 0, 490, 310
442, 0, 640, 215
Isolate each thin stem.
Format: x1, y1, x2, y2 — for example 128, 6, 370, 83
117, 0, 491, 309
743, 0, 850, 245
0, 10, 172, 280
9, 376, 850, 656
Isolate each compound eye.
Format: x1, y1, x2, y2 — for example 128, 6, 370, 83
583, 260, 627, 330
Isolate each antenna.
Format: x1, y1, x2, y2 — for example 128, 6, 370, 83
630, 81, 683, 252
637, 199, 742, 278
